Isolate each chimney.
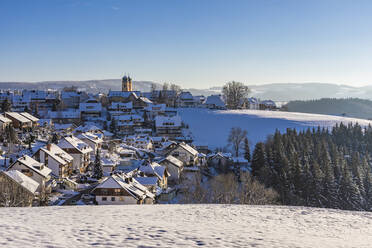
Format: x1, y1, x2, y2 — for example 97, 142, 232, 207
47, 143, 51, 151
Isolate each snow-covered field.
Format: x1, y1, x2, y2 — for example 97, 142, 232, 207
179, 108, 372, 149
0, 205, 372, 247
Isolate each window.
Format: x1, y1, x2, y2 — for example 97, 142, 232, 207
102, 197, 107, 201
114, 189, 121, 193
111, 197, 115, 201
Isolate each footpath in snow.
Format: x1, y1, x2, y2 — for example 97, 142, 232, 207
0, 205, 371, 247
179, 108, 372, 149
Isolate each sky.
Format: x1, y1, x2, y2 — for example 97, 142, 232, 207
1, 0, 372, 88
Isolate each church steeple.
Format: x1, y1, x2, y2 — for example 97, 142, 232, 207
122, 74, 133, 92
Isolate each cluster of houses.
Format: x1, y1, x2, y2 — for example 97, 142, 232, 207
0, 76, 254, 207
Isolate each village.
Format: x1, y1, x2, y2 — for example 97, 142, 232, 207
0, 76, 279, 207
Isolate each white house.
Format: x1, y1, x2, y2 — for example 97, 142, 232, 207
0, 170, 39, 207
33, 143, 74, 179
204, 95, 226, 109
58, 136, 93, 172
91, 173, 154, 205
138, 162, 170, 190
168, 142, 199, 166
158, 155, 184, 183
7, 155, 51, 193
76, 132, 103, 154
0, 114, 12, 132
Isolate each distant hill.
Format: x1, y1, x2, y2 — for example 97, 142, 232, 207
285, 98, 372, 120
2, 80, 372, 101
0, 80, 162, 94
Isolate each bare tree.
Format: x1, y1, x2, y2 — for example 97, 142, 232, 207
0, 174, 34, 207
228, 127, 247, 157
222, 81, 250, 109
181, 172, 278, 205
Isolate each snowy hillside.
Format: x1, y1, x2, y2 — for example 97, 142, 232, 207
0, 205, 371, 247
179, 108, 372, 149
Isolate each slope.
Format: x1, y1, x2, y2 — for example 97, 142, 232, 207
179, 108, 372, 150
0, 205, 371, 248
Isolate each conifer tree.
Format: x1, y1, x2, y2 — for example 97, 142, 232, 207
339, 166, 362, 210
93, 149, 103, 179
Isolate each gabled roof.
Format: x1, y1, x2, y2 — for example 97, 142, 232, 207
134, 176, 158, 186
9, 155, 52, 178
5, 112, 31, 123
2, 170, 39, 194
76, 132, 103, 144
205, 95, 225, 107
159, 155, 184, 168
138, 162, 169, 179
0, 114, 11, 124
58, 136, 93, 154
177, 142, 198, 156
93, 174, 155, 200
39, 144, 73, 165
179, 91, 194, 100
20, 112, 39, 122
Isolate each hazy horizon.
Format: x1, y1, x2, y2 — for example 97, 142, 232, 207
1, 0, 372, 88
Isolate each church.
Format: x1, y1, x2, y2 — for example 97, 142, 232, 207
122, 75, 133, 92
108, 74, 140, 103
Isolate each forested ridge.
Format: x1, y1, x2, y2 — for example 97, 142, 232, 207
251, 123, 372, 211
284, 98, 372, 120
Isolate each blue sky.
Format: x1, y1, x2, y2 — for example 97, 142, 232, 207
1, 0, 372, 88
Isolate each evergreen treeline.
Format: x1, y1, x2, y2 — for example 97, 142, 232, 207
284, 98, 372, 120
251, 123, 372, 211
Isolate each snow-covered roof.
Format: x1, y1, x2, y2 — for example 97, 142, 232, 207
179, 91, 193, 100
40, 144, 74, 165
58, 136, 93, 154
178, 142, 198, 156
11, 155, 52, 178
0, 114, 12, 123
77, 132, 103, 144
205, 95, 225, 107
5, 112, 31, 123
155, 115, 181, 127
94, 173, 155, 200
138, 162, 169, 179
2, 170, 39, 194
20, 112, 39, 122
160, 155, 183, 168
134, 176, 158, 186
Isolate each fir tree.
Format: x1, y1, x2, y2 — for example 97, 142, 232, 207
93, 149, 103, 179
339, 166, 362, 210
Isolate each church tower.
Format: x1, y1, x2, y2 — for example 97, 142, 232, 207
121, 75, 133, 92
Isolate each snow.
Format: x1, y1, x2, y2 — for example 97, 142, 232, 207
2, 170, 39, 194
179, 108, 372, 149
0, 205, 371, 247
